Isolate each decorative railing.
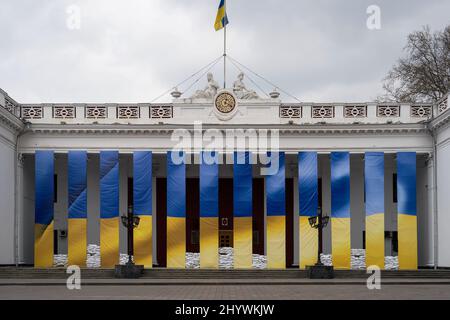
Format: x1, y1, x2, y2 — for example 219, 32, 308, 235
278, 103, 433, 122
2, 95, 21, 118
4, 97, 449, 125
19, 103, 174, 121
437, 94, 449, 115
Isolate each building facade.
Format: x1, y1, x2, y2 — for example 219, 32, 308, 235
1, 86, 449, 269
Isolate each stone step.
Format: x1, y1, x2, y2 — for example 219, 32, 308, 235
1, 268, 450, 279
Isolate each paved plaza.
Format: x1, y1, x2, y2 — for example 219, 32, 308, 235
1, 283, 450, 300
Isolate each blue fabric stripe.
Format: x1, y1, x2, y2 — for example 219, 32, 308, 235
331, 152, 350, 218
365, 152, 384, 216
218, 0, 225, 9
133, 151, 152, 216
35, 151, 54, 225
397, 152, 416, 216
167, 151, 186, 218
233, 152, 252, 218
299, 152, 318, 217
266, 152, 285, 216
100, 151, 119, 219
200, 151, 219, 218
222, 15, 229, 26
68, 151, 87, 219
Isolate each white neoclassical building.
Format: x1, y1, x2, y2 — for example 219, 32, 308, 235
0, 83, 449, 270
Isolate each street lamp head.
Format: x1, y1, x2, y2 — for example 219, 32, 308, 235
308, 216, 318, 228
322, 216, 330, 228
133, 215, 141, 228
121, 215, 128, 227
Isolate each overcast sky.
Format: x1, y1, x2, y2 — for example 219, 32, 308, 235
0, 0, 449, 103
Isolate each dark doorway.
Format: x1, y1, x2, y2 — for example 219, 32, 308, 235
186, 178, 199, 253
156, 178, 167, 267
252, 178, 265, 255
285, 178, 294, 268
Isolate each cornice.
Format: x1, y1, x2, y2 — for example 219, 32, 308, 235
429, 108, 450, 131
0, 107, 25, 134
27, 122, 429, 136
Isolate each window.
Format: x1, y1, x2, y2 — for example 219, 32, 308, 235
318, 178, 322, 209
191, 230, 199, 245
220, 233, 231, 247
53, 230, 58, 254
253, 231, 259, 245
393, 173, 397, 203
128, 177, 133, 210
54, 175, 58, 203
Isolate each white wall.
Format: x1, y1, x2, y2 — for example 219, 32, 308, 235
19, 155, 35, 264
437, 122, 450, 267
0, 140, 16, 264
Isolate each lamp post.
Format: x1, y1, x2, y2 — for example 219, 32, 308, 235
306, 207, 334, 279
308, 207, 329, 266
121, 205, 141, 265
115, 205, 143, 278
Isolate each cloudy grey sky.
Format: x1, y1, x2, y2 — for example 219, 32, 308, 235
0, 0, 449, 103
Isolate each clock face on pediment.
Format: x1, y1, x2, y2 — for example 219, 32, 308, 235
214, 91, 236, 114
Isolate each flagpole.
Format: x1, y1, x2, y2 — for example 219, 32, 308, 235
223, 0, 227, 89
224, 24, 226, 89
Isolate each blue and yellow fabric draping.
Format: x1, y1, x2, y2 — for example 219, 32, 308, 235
397, 152, 418, 270
100, 151, 119, 267
214, 0, 229, 31
365, 152, 385, 269
133, 151, 153, 268
266, 152, 286, 269
331, 152, 351, 269
298, 152, 318, 269
233, 152, 253, 269
35, 151, 54, 267
200, 151, 219, 269
68, 151, 87, 266
167, 151, 186, 268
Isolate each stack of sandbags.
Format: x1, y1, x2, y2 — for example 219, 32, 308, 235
385, 256, 399, 270
186, 252, 200, 269
119, 253, 134, 265
320, 253, 332, 266
252, 254, 267, 269
219, 247, 233, 269
86, 244, 100, 268
351, 249, 366, 270
53, 254, 68, 267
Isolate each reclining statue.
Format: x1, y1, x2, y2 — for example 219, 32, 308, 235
191, 73, 220, 99
233, 72, 259, 100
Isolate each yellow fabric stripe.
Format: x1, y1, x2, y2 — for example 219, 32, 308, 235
267, 216, 285, 269
134, 216, 152, 268
398, 214, 418, 270
214, 6, 226, 31
100, 217, 119, 267
200, 217, 219, 269
234, 216, 252, 269
68, 218, 87, 267
34, 222, 54, 268
331, 217, 350, 269
167, 217, 186, 269
299, 216, 318, 269
366, 213, 385, 269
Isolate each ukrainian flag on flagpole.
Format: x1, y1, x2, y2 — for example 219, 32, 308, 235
214, 0, 229, 31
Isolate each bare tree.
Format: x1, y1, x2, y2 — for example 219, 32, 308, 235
380, 25, 449, 103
